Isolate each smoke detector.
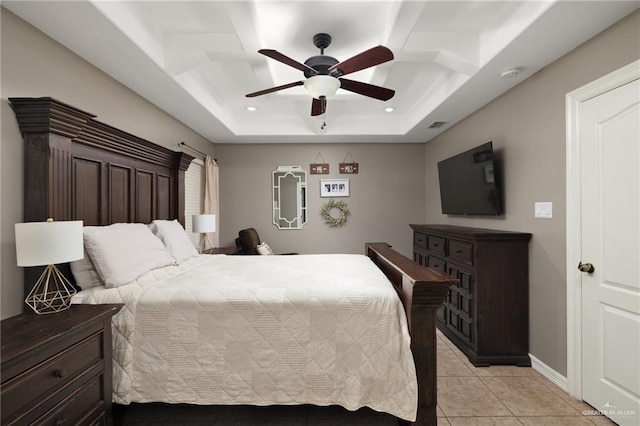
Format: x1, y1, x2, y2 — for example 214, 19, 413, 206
500, 67, 522, 79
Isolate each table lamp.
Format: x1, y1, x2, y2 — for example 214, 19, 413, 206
15, 218, 84, 314
192, 214, 216, 253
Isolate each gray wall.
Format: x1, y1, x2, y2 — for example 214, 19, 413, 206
214, 143, 425, 257
0, 8, 216, 319
422, 10, 640, 376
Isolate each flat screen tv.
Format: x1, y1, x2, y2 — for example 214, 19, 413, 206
437, 141, 501, 215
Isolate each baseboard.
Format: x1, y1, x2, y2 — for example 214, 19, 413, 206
529, 353, 568, 392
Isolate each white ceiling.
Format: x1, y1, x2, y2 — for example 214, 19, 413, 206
5, 1, 638, 144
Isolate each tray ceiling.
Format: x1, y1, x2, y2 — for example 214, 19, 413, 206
4, 1, 638, 143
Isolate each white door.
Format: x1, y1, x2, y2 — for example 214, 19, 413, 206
580, 77, 639, 425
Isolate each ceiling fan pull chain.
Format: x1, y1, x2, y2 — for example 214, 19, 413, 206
320, 111, 327, 131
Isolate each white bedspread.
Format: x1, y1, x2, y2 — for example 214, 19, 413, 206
72, 254, 418, 421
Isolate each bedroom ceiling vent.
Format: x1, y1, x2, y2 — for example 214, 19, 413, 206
428, 121, 448, 129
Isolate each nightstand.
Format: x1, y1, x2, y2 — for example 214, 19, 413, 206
203, 246, 242, 255
1, 304, 122, 426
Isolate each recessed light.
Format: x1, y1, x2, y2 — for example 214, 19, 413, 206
246, 106, 257, 112
384, 107, 395, 113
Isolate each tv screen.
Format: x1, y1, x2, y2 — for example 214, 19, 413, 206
437, 141, 501, 215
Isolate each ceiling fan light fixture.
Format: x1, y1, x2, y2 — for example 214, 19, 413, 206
304, 75, 340, 99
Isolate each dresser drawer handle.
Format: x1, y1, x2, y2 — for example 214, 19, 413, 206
456, 249, 462, 253
54, 369, 65, 379
56, 418, 67, 426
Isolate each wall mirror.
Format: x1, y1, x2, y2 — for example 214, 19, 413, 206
272, 166, 307, 229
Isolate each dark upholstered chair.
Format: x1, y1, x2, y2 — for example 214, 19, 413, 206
235, 228, 297, 255
236, 228, 262, 255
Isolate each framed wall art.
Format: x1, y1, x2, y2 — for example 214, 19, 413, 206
320, 179, 349, 198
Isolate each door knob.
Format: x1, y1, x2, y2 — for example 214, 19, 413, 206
578, 262, 595, 273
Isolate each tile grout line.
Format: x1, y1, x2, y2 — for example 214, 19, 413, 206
440, 340, 611, 424
437, 332, 535, 424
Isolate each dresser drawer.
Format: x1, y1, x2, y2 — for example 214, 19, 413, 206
35, 373, 104, 426
458, 269, 473, 292
427, 235, 446, 255
448, 239, 473, 265
447, 310, 460, 334
459, 293, 473, 319
426, 255, 446, 272
437, 305, 446, 324
1, 333, 102, 422
413, 247, 428, 267
414, 232, 427, 249
459, 318, 473, 345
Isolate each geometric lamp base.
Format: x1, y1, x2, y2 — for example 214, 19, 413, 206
197, 233, 213, 254
25, 264, 77, 314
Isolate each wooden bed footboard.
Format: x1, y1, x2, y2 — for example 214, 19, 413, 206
365, 243, 457, 426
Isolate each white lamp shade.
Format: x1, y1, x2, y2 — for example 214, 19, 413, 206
192, 214, 216, 233
15, 220, 84, 267
304, 75, 340, 99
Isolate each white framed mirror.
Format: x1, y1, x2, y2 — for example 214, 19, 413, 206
272, 166, 307, 229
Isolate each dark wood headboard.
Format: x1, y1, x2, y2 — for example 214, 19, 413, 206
10, 97, 194, 296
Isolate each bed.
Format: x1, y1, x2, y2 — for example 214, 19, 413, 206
11, 97, 456, 425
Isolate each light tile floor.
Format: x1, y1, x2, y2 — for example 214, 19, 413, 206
115, 330, 618, 425
435, 329, 617, 425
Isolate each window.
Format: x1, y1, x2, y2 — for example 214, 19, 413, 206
184, 158, 204, 246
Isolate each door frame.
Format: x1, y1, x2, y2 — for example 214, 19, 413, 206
565, 59, 639, 399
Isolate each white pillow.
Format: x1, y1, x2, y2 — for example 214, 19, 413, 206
148, 219, 198, 263
256, 242, 273, 255
83, 223, 176, 288
70, 251, 103, 290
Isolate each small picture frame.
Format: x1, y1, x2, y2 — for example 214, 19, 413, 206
320, 179, 350, 198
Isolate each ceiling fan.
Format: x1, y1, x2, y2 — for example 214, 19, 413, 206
246, 33, 395, 117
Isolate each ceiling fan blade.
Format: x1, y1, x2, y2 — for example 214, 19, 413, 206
259, 49, 318, 74
339, 78, 395, 101
311, 98, 327, 116
246, 81, 304, 98
328, 46, 393, 76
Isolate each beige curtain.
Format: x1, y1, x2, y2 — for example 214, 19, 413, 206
203, 155, 220, 249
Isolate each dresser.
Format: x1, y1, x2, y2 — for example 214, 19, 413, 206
1, 304, 122, 425
410, 224, 532, 366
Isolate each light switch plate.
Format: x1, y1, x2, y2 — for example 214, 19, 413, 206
535, 202, 553, 219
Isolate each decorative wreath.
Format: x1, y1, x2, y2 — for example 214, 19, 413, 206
321, 199, 350, 228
